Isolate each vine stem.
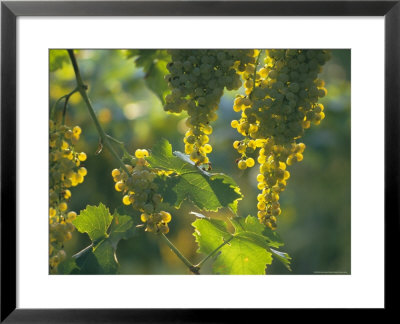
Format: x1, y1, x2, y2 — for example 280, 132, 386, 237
50, 95, 66, 120
50, 87, 77, 121
61, 88, 79, 125
159, 234, 200, 275
67, 50, 236, 275
67, 49, 201, 274
71, 243, 94, 259
106, 134, 131, 156
67, 49, 131, 175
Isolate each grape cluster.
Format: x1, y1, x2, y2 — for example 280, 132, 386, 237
111, 149, 172, 234
49, 120, 87, 272
231, 49, 330, 229
164, 49, 258, 165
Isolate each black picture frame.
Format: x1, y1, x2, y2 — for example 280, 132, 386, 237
1, 0, 398, 321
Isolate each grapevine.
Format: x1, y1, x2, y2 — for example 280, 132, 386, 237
49, 120, 87, 272
231, 49, 330, 229
47, 48, 344, 276
164, 50, 257, 165
111, 149, 172, 234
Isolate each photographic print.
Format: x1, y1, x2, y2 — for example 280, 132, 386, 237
49, 49, 350, 275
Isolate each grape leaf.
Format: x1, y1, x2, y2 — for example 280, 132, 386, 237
92, 241, 118, 274
126, 49, 171, 104
144, 59, 170, 105
269, 248, 292, 271
108, 213, 136, 248
49, 49, 69, 72
214, 237, 273, 275
71, 205, 136, 274
57, 257, 79, 275
74, 242, 118, 275
230, 215, 285, 249
125, 49, 141, 59
192, 218, 231, 255
147, 139, 242, 212
230, 216, 291, 270
192, 215, 291, 274
73, 203, 112, 243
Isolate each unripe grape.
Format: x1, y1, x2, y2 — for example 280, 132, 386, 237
152, 194, 163, 205
57, 250, 67, 262
258, 210, 266, 219
203, 125, 212, 135
295, 153, 303, 162
122, 195, 131, 205
73, 126, 82, 135
141, 213, 149, 222
61, 141, 69, 150
111, 168, 120, 178
284, 170, 290, 180
257, 201, 266, 210
238, 160, 247, 170
272, 207, 281, 216
164, 50, 255, 163
135, 149, 144, 158
246, 158, 255, 167
286, 156, 294, 166
49, 207, 57, 217
203, 144, 212, 154
78, 152, 87, 161
67, 211, 77, 222
256, 174, 264, 182
115, 181, 125, 192
63, 189, 72, 199
160, 211, 172, 223
59, 202, 67, 212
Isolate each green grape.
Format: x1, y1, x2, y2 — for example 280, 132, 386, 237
231, 49, 330, 229
112, 149, 173, 234
164, 49, 257, 165
238, 160, 247, 170
49, 121, 87, 273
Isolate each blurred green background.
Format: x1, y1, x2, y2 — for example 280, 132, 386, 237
50, 49, 350, 275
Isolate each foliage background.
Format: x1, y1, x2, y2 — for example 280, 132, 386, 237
49, 49, 351, 275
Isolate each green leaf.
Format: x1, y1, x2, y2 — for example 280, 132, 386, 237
49, 49, 69, 72
74, 241, 123, 274
75, 250, 101, 274
214, 237, 273, 275
192, 215, 291, 274
231, 215, 285, 249
192, 218, 231, 255
229, 216, 291, 270
92, 241, 118, 274
73, 203, 112, 243
126, 49, 171, 104
134, 50, 158, 70
125, 49, 140, 59
72, 243, 118, 275
57, 257, 79, 274
269, 248, 292, 271
108, 212, 135, 248
144, 59, 170, 104
72, 205, 136, 274
147, 139, 242, 212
